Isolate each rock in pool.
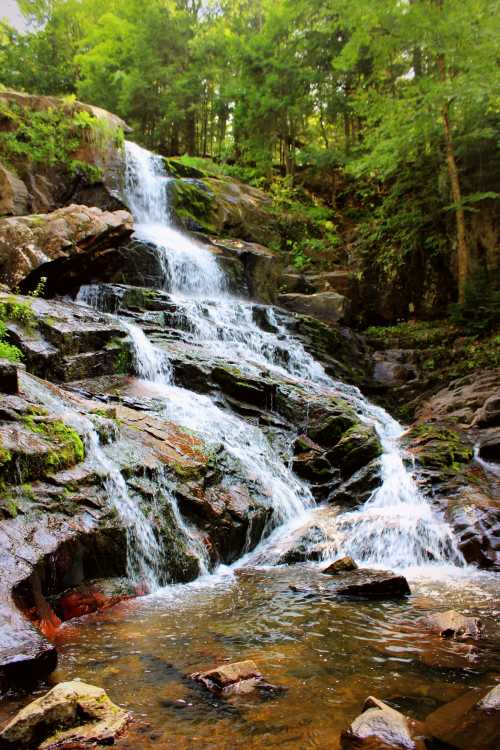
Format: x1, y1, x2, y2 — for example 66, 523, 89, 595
191, 659, 285, 697
0, 679, 129, 748
340, 695, 427, 749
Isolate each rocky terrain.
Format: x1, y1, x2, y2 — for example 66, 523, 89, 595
0, 92, 498, 750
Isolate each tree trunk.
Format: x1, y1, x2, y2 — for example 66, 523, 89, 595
437, 55, 469, 302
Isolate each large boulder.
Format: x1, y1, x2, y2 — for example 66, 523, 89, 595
168, 174, 278, 246
0, 205, 133, 289
0, 679, 129, 748
0, 90, 129, 216
0, 164, 29, 217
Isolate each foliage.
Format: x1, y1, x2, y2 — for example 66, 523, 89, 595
0, 98, 118, 178
0, 0, 498, 304
449, 270, 500, 335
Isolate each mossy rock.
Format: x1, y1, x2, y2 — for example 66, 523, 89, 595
168, 178, 217, 234
0, 417, 85, 486
327, 424, 382, 476
405, 423, 473, 471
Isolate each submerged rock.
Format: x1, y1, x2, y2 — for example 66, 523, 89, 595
341, 695, 426, 749
424, 684, 500, 750
425, 610, 483, 640
0, 679, 129, 748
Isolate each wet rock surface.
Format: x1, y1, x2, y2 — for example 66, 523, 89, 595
425, 610, 483, 640
0, 204, 132, 290
403, 368, 500, 570
341, 695, 426, 750
291, 568, 411, 600
0, 679, 129, 748
424, 684, 500, 750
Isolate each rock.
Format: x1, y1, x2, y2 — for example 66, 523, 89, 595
305, 270, 357, 298
191, 660, 284, 697
192, 660, 261, 690
0, 164, 29, 216
341, 695, 426, 749
278, 291, 351, 325
322, 556, 358, 575
0, 359, 18, 394
417, 368, 500, 428
327, 424, 382, 477
424, 684, 500, 750
425, 610, 483, 640
473, 393, 500, 429
290, 569, 411, 600
0, 204, 133, 290
329, 459, 382, 507
0, 90, 130, 216
0, 291, 131, 382
170, 175, 278, 247
202, 236, 284, 303
0, 679, 129, 748
445, 487, 500, 570
333, 569, 411, 599
373, 349, 418, 386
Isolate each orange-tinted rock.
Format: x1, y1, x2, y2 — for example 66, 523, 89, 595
322, 556, 358, 575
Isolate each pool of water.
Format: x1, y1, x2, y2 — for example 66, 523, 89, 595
2, 564, 498, 749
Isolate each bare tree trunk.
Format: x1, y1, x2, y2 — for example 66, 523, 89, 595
437, 55, 469, 302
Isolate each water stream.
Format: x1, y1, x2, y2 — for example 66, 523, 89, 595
114, 140, 464, 576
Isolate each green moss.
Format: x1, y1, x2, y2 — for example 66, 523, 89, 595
22, 416, 85, 470
0, 98, 122, 178
169, 178, 217, 233
0, 296, 36, 330
407, 423, 473, 471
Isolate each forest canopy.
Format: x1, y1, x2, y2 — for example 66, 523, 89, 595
1, 0, 499, 301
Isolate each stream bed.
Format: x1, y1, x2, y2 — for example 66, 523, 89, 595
2, 565, 498, 749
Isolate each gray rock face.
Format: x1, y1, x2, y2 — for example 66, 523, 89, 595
0, 164, 29, 216
341, 696, 425, 749
0, 679, 129, 748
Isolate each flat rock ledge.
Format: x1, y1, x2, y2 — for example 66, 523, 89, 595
0, 679, 129, 749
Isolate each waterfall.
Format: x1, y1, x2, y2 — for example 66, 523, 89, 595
86, 140, 465, 575
22, 374, 164, 589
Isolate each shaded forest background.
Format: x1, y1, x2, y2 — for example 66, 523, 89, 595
0, 0, 499, 326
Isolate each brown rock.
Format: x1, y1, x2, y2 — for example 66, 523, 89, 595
425, 610, 483, 640
0, 164, 29, 216
278, 291, 351, 324
334, 570, 411, 599
191, 659, 263, 695
425, 685, 500, 750
322, 556, 358, 575
0, 679, 129, 748
0, 204, 133, 289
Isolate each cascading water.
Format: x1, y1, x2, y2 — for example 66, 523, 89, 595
79, 140, 466, 576
22, 373, 163, 589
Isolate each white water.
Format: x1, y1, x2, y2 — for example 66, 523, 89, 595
21, 373, 165, 589
78, 141, 467, 577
